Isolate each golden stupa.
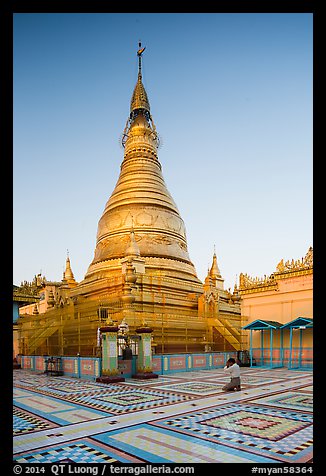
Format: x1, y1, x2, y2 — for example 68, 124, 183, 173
17, 45, 244, 356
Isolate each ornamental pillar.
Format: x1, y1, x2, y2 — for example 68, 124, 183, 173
96, 322, 125, 383
132, 324, 158, 379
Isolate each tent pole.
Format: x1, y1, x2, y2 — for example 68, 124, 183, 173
289, 327, 293, 369
270, 327, 273, 368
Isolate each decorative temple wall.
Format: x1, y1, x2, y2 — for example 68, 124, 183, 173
239, 248, 313, 350
16, 351, 239, 379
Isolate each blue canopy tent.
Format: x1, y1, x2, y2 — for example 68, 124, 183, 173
242, 320, 283, 368
280, 317, 313, 370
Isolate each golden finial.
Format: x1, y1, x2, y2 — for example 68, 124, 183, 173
210, 250, 221, 278
130, 42, 150, 114
125, 225, 140, 257
137, 41, 146, 78
137, 41, 146, 56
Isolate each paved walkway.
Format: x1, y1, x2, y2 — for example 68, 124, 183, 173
13, 367, 313, 463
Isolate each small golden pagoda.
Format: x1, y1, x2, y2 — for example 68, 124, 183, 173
16, 45, 243, 356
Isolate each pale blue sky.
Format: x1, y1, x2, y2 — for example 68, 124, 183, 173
13, 13, 313, 290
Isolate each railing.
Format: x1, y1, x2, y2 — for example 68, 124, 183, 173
251, 347, 313, 369
15, 347, 313, 381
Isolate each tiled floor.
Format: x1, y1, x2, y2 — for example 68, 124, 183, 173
13, 367, 313, 463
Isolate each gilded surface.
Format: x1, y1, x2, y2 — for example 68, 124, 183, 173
276, 246, 313, 273
239, 247, 313, 292
130, 74, 150, 112
86, 63, 197, 281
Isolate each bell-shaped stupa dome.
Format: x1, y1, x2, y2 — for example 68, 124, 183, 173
84, 45, 200, 284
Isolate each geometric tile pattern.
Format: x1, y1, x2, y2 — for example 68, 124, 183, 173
13, 439, 142, 463
94, 425, 280, 463
14, 391, 113, 425
237, 376, 281, 385
255, 370, 311, 379
295, 385, 313, 393
212, 375, 278, 386
152, 404, 313, 462
121, 377, 180, 386
13, 407, 57, 435
200, 410, 308, 440
13, 373, 108, 397
72, 388, 196, 414
13, 368, 313, 463
158, 382, 225, 394
250, 392, 313, 412
15, 381, 107, 399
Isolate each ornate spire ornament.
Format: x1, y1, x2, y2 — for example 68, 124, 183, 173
121, 43, 159, 149
124, 229, 141, 257
62, 252, 77, 287
137, 42, 146, 72
208, 251, 224, 290
210, 252, 221, 279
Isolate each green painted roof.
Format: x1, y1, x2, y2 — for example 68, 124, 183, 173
281, 317, 313, 329
242, 319, 283, 330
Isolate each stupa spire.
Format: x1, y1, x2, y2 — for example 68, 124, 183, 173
209, 250, 224, 290
85, 44, 200, 285
210, 251, 221, 278
137, 41, 146, 78
62, 251, 77, 287
130, 42, 150, 116
120, 43, 161, 151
